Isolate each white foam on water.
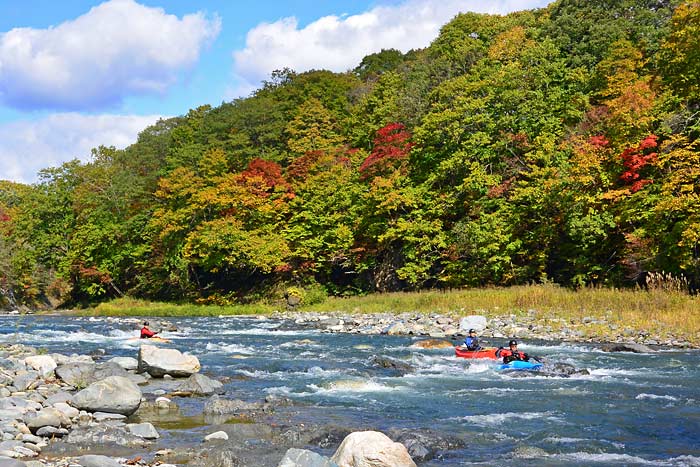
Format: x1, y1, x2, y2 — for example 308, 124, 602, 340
588, 368, 646, 377
466, 361, 497, 373
303, 366, 348, 378
205, 342, 255, 354
543, 436, 589, 444
11, 328, 134, 344
234, 368, 274, 379
453, 387, 538, 396
254, 321, 282, 329
668, 455, 700, 466
635, 393, 679, 402
278, 340, 321, 349
216, 328, 317, 336
455, 411, 562, 426
308, 379, 404, 395
556, 452, 683, 465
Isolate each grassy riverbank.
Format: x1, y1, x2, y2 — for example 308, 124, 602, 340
85, 297, 274, 316
79, 285, 700, 342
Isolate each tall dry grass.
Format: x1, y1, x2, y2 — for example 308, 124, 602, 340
305, 284, 700, 340
76, 285, 699, 342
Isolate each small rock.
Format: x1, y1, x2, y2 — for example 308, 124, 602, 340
204, 431, 228, 442
127, 422, 159, 440
176, 374, 224, 396
92, 412, 127, 422
76, 455, 123, 467
278, 448, 338, 467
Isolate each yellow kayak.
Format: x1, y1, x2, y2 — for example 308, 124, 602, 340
128, 336, 172, 344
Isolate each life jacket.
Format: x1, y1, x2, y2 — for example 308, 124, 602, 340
141, 327, 156, 338
496, 348, 527, 363
464, 336, 480, 351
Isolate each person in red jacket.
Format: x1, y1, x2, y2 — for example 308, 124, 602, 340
496, 340, 530, 363
140, 321, 159, 339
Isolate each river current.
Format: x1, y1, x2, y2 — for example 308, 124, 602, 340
1, 315, 699, 466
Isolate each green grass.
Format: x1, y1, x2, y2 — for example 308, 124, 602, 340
68, 285, 700, 342
84, 296, 275, 317
304, 285, 700, 342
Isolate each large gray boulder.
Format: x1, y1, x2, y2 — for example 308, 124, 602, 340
459, 315, 487, 332
601, 343, 654, 353
138, 345, 200, 378
0, 458, 26, 467
24, 355, 57, 378
177, 374, 224, 396
108, 357, 138, 371
70, 376, 142, 415
55, 362, 96, 387
12, 372, 39, 391
24, 407, 70, 433
331, 431, 416, 467
278, 448, 338, 467
67, 424, 145, 447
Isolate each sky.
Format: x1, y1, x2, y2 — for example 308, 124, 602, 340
0, 0, 551, 184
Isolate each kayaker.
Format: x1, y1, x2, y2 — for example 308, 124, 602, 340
462, 329, 483, 351
496, 339, 530, 363
140, 321, 159, 339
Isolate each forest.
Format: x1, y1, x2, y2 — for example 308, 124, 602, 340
0, 0, 698, 308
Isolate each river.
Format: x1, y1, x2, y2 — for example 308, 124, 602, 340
1, 315, 699, 466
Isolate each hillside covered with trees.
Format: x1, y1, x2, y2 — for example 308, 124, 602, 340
1, 0, 698, 308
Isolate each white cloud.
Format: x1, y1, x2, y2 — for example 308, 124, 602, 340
0, 0, 221, 110
232, 0, 551, 95
0, 113, 163, 184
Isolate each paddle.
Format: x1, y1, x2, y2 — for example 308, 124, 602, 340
529, 354, 546, 364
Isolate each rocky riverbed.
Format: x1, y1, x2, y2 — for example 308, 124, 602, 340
272, 310, 698, 349
0, 335, 422, 467
0, 311, 697, 467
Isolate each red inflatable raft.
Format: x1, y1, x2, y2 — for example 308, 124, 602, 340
454, 347, 498, 359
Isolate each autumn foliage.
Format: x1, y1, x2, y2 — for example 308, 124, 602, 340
359, 123, 413, 180
620, 134, 658, 192
2, 1, 699, 307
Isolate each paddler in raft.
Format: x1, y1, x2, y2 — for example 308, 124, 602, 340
140, 321, 160, 339
461, 329, 484, 351
496, 340, 531, 363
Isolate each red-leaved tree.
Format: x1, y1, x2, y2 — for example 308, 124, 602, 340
620, 134, 658, 193
239, 158, 290, 195
359, 123, 413, 180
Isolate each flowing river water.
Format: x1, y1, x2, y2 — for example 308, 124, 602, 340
1, 315, 699, 466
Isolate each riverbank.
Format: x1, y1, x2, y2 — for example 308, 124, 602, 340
29, 285, 700, 348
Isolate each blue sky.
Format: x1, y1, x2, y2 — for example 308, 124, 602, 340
0, 0, 551, 183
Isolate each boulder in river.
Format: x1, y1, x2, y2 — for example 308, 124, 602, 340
203, 395, 261, 415
331, 431, 416, 467
176, 373, 224, 396
601, 343, 654, 353
410, 339, 454, 349
369, 356, 414, 375
278, 448, 338, 467
138, 345, 200, 377
70, 376, 142, 415
387, 428, 464, 462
